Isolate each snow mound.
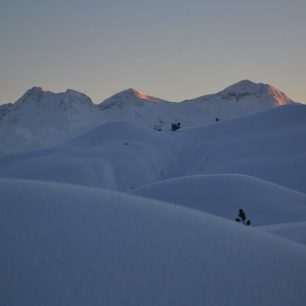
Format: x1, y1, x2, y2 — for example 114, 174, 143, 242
179, 103, 306, 193
1, 178, 306, 306
67, 120, 162, 146
131, 174, 306, 226
0, 121, 176, 190
0, 104, 305, 192
260, 221, 306, 246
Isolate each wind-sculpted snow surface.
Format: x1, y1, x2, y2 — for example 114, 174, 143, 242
132, 174, 306, 226
260, 222, 306, 246
0, 104, 305, 193
0, 122, 179, 190
175, 103, 306, 193
1, 179, 306, 306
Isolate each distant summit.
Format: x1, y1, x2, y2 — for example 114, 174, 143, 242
0, 80, 297, 153
0, 87, 101, 154
16, 86, 44, 104
98, 88, 169, 110
15, 87, 93, 108
183, 80, 292, 106
219, 80, 291, 106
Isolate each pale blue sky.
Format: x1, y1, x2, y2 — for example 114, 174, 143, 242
1, 0, 305, 104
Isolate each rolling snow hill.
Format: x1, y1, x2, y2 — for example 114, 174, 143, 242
131, 174, 306, 226
0, 80, 294, 153
0, 81, 305, 305
260, 221, 306, 246
1, 178, 306, 306
0, 103, 305, 193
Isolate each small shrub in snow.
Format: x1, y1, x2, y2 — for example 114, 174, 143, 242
171, 122, 181, 131
235, 209, 251, 225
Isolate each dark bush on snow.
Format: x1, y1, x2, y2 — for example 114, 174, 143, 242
171, 122, 181, 131
235, 209, 251, 226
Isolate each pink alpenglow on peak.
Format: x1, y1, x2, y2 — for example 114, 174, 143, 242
268, 85, 291, 106
132, 88, 151, 100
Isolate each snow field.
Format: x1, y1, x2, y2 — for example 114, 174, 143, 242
1, 178, 306, 306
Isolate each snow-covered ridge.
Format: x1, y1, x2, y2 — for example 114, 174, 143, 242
182, 80, 291, 105
1, 103, 305, 193
98, 80, 295, 129
0, 87, 102, 154
14, 86, 95, 109
0, 80, 296, 153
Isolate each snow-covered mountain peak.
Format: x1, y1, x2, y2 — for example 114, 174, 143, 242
118, 88, 150, 100
0, 80, 298, 154
14, 87, 94, 109
222, 79, 258, 93
129, 88, 160, 101
219, 80, 291, 105
59, 89, 94, 107
0, 87, 102, 154
16, 86, 45, 104
99, 88, 168, 110
222, 80, 266, 96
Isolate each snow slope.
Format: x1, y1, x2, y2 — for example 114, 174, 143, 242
0, 121, 178, 190
260, 222, 306, 246
131, 174, 306, 226
175, 103, 306, 193
1, 178, 306, 306
0, 80, 294, 153
0, 103, 305, 193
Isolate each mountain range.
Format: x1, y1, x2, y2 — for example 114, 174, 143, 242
1, 79, 306, 306
0, 80, 294, 153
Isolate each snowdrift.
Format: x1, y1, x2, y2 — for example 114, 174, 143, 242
260, 221, 306, 246
0, 104, 305, 193
176, 103, 306, 193
1, 178, 306, 306
0, 122, 178, 190
132, 174, 306, 225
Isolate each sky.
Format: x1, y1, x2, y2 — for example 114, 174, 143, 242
0, 0, 306, 104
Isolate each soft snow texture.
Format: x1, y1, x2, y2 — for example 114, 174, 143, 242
1, 80, 305, 305
0, 103, 305, 193
260, 222, 306, 245
1, 179, 306, 306
132, 174, 306, 226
